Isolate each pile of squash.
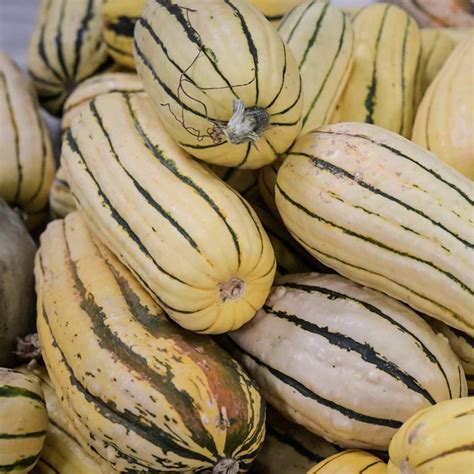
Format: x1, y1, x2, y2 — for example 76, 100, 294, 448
1, 0, 473, 472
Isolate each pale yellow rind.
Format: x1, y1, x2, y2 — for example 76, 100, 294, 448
412, 36, 474, 179
307, 450, 386, 473
49, 166, 76, 219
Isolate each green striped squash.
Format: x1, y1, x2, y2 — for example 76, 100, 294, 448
134, 0, 303, 169
278, 1, 354, 134
36, 212, 266, 473
258, 156, 284, 218
308, 450, 386, 474
275, 122, 474, 336
49, 166, 76, 219
0, 52, 56, 229
229, 273, 466, 450
62, 91, 275, 334
0, 369, 48, 473
28, 0, 115, 115
253, 406, 339, 473
332, 3, 420, 138
430, 322, 474, 395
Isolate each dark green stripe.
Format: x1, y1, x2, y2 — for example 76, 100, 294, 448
0, 453, 41, 472
292, 150, 473, 249
269, 74, 302, 117
28, 70, 60, 88
0, 430, 46, 439
398, 14, 410, 135
236, 142, 252, 168
0, 72, 22, 202
363, 4, 390, 124
458, 365, 463, 397
314, 130, 474, 206
264, 38, 287, 109
299, 2, 329, 69
266, 14, 284, 21
447, 326, 474, 347
36, 459, 59, 473
0, 386, 45, 404
271, 119, 300, 127
107, 15, 138, 37
72, 0, 95, 78
263, 300, 437, 404
123, 93, 242, 266
55, 0, 69, 79
416, 443, 474, 467
284, 1, 314, 43
227, 338, 402, 428
360, 460, 384, 473
89, 100, 202, 256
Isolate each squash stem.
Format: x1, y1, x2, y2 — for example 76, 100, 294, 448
223, 99, 269, 145
212, 458, 239, 474
219, 277, 244, 302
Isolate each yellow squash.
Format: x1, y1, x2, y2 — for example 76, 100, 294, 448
134, 0, 303, 168
36, 212, 266, 473
278, 1, 354, 134
412, 36, 474, 179
48, 166, 76, 219
250, 0, 303, 25
102, 0, 145, 69
62, 92, 275, 334
332, 3, 420, 138
307, 450, 386, 473
0, 52, 55, 229
388, 397, 474, 473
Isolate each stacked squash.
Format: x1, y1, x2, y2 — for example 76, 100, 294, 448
0, 0, 473, 473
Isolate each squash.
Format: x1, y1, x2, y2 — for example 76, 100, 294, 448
416, 28, 456, 103
387, 0, 474, 27
253, 406, 339, 474
62, 91, 275, 334
0, 369, 48, 473
275, 122, 474, 336
210, 165, 259, 198
0, 200, 36, 368
331, 3, 420, 138
0, 52, 55, 229
430, 322, 474, 395
229, 273, 466, 450
27, 366, 103, 474
307, 450, 386, 474
62, 72, 144, 129
387, 397, 474, 473
134, 0, 303, 169
36, 211, 266, 473
102, 0, 145, 69
258, 155, 284, 219
278, 1, 354, 134
48, 166, 76, 219
28, 0, 114, 115
250, 0, 303, 26
412, 36, 474, 179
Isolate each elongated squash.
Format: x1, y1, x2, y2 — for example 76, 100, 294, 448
387, 0, 474, 27
412, 36, 474, 179
307, 450, 386, 474
62, 92, 275, 334
49, 166, 76, 219
229, 273, 466, 450
28, 0, 114, 115
134, 0, 303, 169
62, 72, 144, 129
36, 212, 266, 473
102, 0, 145, 69
278, 1, 354, 134
387, 397, 474, 473
0, 369, 48, 473
0, 52, 55, 229
416, 28, 456, 103
332, 3, 420, 138
276, 122, 474, 336
253, 406, 339, 474
431, 322, 474, 395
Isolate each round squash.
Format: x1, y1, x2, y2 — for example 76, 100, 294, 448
388, 397, 474, 473
36, 212, 266, 473
0, 369, 48, 473
0, 200, 36, 368
229, 273, 466, 449
307, 450, 386, 474
0, 52, 56, 229
134, 0, 303, 169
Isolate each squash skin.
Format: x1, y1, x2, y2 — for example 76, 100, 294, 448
278, 1, 354, 134
27, 0, 115, 115
229, 272, 466, 450
134, 0, 303, 169
275, 122, 474, 336
36, 212, 266, 473
0, 369, 48, 474
307, 450, 386, 474
388, 397, 474, 473
62, 91, 276, 334
0, 52, 56, 229
0, 200, 36, 368
332, 3, 420, 138
49, 166, 76, 219
412, 36, 474, 179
